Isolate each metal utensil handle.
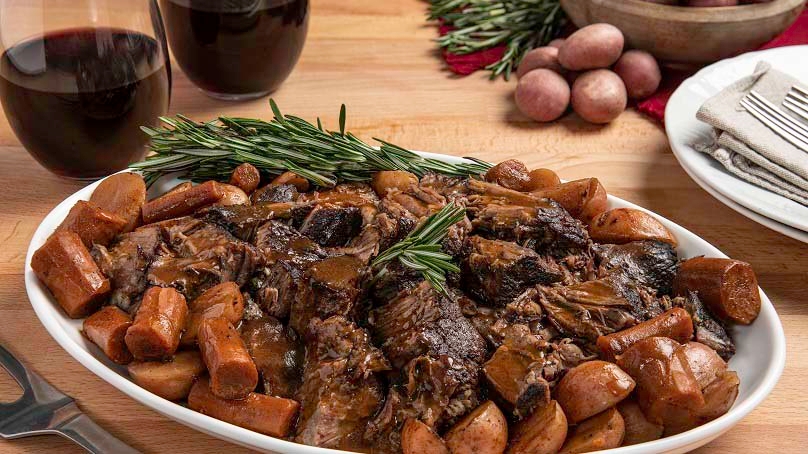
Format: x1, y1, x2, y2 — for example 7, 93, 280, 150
58, 414, 141, 454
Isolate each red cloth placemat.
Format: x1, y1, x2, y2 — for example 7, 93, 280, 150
637, 9, 808, 121
440, 10, 808, 121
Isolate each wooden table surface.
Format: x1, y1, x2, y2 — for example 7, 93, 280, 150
1, 0, 806, 452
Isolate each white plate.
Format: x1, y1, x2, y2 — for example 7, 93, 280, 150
666, 45, 808, 238
25, 154, 786, 454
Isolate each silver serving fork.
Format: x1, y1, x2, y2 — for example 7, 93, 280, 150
0, 344, 139, 453
740, 90, 808, 152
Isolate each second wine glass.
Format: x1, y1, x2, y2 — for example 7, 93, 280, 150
160, 0, 309, 101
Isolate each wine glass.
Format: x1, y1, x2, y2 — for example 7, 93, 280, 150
159, 0, 308, 101
0, 0, 172, 179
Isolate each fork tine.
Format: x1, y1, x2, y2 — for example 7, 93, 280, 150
749, 91, 808, 139
740, 97, 808, 152
791, 84, 808, 98
784, 98, 808, 123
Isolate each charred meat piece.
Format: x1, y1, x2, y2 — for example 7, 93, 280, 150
298, 183, 380, 225
670, 291, 735, 360
539, 276, 640, 342
371, 260, 424, 303
298, 205, 363, 247
251, 221, 327, 319
199, 202, 296, 241
369, 281, 488, 372
295, 316, 389, 450
462, 236, 564, 307
91, 225, 163, 312
289, 255, 366, 335
241, 316, 304, 399
251, 184, 299, 204
594, 240, 679, 295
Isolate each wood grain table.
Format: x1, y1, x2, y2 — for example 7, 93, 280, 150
0, 0, 806, 452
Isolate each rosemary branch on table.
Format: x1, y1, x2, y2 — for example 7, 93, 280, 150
372, 202, 467, 296
131, 99, 492, 187
428, 0, 566, 80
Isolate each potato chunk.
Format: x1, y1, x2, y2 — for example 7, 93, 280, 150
589, 208, 677, 246
181, 282, 245, 347
371, 170, 419, 197
89, 172, 147, 232
616, 337, 704, 432
31, 230, 110, 318
507, 400, 568, 454
597, 308, 693, 361
127, 351, 206, 401
445, 401, 508, 454
188, 377, 300, 438
56, 200, 126, 248
617, 400, 663, 446
559, 407, 625, 454
125, 287, 188, 360
83, 306, 133, 364
401, 419, 449, 454
198, 317, 258, 400
678, 342, 727, 390
533, 178, 607, 223
555, 360, 635, 423
697, 370, 739, 425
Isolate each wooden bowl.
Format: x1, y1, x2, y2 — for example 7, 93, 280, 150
560, 0, 805, 65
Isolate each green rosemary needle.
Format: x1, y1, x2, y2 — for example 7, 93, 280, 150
428, 0, 566, 80
372, 202, 467, 296
131, 100, 492, 187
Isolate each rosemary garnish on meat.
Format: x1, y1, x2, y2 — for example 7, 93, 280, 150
429, 0, 566, 80
131, 100, 491, 187
372, 203, 466, 296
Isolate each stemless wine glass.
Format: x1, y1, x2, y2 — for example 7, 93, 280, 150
159, 0, 308, 101
0, 0, 171, 179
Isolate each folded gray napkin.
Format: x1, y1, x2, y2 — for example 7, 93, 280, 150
696, 61, 808, 207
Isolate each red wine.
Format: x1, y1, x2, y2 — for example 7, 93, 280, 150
0, 28, 170, 179
160, 0, 308, 98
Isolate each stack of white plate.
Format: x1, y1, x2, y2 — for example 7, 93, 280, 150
666, 46, 808, 243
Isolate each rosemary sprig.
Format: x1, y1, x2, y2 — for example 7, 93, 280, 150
428, 0, 566, 80
372, 202, 466, 296
131, 100, 492, 187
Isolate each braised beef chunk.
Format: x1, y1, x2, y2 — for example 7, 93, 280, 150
369, 281, 488, 371
471, 203, 589, 253
241, 316, 304, 399
371, 260, 423, 303
199, 202, 295, 241
484, 345, 550, 418
672, 291, 735, 360
296, 316, 389, 450
539, 276, 640, 342
595, 240, 678, 294
251, 183, 299, 204
251, 221, 327, 319
289, 255, 366, 335
91, 225, 163, 312
462, 236, 564, 307
466, 180, 590, 253
419, 173, 469, 203
148, 221, 263, 299
298, 205, 363, 247
366, 355, 480, 454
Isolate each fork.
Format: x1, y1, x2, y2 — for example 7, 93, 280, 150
740, 90, 808, 152
0, 344, 139, 453
784, 85, 808, 123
